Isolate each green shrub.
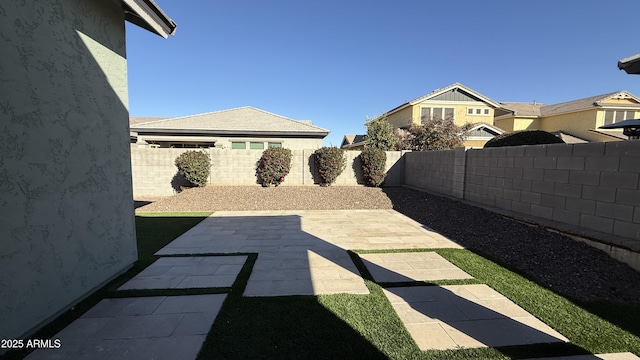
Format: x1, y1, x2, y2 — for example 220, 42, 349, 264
314, 147, 346, 186
484, 130, 565, 148
256, 147, 292, 187
359, 147, 386, 187
174, 150, 211, 187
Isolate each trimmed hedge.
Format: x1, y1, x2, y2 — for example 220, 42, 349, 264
256, 147, 292, 187
174, 150, 211, 187
314, 147, 346, 186
359, 147, 386, 187
484, 130, 565, 148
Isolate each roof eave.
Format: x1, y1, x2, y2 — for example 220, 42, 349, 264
122, 0, 177, 38
618, 54, 640, 75
131, 128, 329, 138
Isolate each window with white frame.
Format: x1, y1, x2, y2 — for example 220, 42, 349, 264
467, 107, 491, 116
603, 109, 636, 125
420, 107, 454, 123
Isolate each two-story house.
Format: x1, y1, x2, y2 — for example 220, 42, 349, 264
495, 91, 640, 142
383, 83, 504, 148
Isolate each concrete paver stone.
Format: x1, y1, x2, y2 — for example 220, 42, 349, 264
383, 285, 569, 350
26, 294, 226, 360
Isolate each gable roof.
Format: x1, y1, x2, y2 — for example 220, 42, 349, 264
122, 0, 177, 38
131, 106, 329, 138
386, 83, 501, 116
498, 102, 544, 117
130, 116, 168, 125
468, 122, 504, 135
341, 134, 366, 149
497, 91, 640, 119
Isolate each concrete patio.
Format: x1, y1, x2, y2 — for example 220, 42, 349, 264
25, 210, 639, 359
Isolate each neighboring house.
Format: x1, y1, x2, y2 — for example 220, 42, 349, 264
130, 106, 329, 150
495, 90, 640, 142
340, 134, 366, 150
382, 83, 503, 148
1, 0, 175, 345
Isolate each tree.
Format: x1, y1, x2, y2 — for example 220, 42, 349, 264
398, 116, 471, 151
364, 115, 397, 150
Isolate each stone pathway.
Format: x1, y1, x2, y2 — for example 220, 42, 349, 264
384, 284, 567, 349
119, 256, 246, 290
360, 251, 474, 283
24, 210, 639, 359
26, 294, 226, 360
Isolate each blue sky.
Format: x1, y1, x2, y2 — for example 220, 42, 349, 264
126, 0, 640, 147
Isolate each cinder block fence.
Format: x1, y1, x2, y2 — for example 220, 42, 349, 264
130, 142, 640, 270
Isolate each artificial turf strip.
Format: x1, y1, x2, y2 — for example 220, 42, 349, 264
434, 248, 640, 357
199, 248, 640, 359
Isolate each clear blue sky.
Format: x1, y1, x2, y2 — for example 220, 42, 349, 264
126, 0, 640, 147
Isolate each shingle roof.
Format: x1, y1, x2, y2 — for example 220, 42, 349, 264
130, 116, 168, 125
499, 91, 640, 118
340, 134, 366, 149
498, 102, 544, 117
539, 91, 622, 116
131, 106, 329, 137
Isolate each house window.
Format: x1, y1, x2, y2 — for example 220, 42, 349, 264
604, 110, 636, 125
250, 142, 264, 150
268, 142, 282, 148
467, 107, 491, 116
231, 142, 246, 149
421, 107, 454, 122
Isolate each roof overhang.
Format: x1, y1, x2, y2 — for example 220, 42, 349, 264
618, 54, 640, 75
122, 0, 176, 38
131, 127, 329, 138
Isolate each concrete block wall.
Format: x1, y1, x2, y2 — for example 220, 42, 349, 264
404, 148, 466, 199
464, 141, 640, 247
131, 147, 405, 196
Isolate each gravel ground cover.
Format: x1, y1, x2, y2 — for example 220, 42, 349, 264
135, 185, 640, 303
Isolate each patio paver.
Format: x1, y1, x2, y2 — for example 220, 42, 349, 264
360, 251, 474, 282
524, 353, 639, 360
383, 284, 569, 350
25, 294, 226, 360
118, 256, 246, 290
155, 210, 462, 296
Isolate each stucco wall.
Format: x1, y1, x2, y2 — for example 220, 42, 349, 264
538, 110, 601, 142
0, 0, 137, 341
131, 148, 406, 197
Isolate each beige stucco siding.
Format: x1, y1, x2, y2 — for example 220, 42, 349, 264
386, 106, 413, 128
495, 116, 541, 132
539, 110, 603, 141
412, 102, 494, 127
0, 0, 137, 341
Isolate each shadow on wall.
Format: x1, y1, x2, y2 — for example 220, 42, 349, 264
171, 172, 190, 193
351, 154, 366, 185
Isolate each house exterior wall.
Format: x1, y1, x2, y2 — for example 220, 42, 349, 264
495, 117, 541, 132
216, 137, 323, 150
135, 135, 323, 150
412, 101, 494, 127
538, 110, 606, 142
0, 0, 137, 342
385, 106, 413, 128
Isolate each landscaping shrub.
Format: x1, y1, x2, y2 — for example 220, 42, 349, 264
256, 147, 292, 187
484, 130, 565, 148
174, 150, 211, 187
314, 147, 346, 186
359, 147, 386, 187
